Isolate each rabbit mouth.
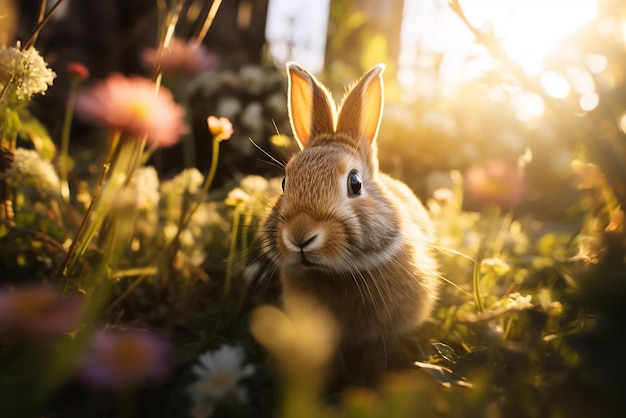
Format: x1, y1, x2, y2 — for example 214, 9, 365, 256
298, 251, 316, 267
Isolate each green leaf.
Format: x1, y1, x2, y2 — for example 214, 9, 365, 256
452, 347, 489, 377
5, 108, 21, 136
432, 342, 460, 364
17, 108, 56, 160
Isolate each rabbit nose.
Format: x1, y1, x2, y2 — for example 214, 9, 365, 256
282, 229, 324, 252
300, 234, 318, 249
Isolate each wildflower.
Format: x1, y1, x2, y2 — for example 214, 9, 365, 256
207, 116, 233, 141
7, 148, 60, 195
66, 62, 89, 81
127, 166, 160, 211
141, 37, 219, 77
188, 345, 254, 418
270, 134, 292, 149
100, 167, 160, 238
0, 285, 83, 340
79, 329, 170, 389
161, 167, 205, 196
464, 160, 527, 208
500, 292, 533, 310
225, 187, 250, 207
0, 44, 56, 100
74, 73, 187, 147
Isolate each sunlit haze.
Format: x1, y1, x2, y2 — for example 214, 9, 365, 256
266, 0, 599, 105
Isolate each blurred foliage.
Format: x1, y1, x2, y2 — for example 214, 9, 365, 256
324, 0, 404, 96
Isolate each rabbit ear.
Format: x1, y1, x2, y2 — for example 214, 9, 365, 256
336, 64, 385, 147
287, 62, 337, 149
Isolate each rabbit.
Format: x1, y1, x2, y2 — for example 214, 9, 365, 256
262, 62, 439, 352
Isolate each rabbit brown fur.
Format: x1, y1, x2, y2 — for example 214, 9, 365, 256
263, 62, 439, 349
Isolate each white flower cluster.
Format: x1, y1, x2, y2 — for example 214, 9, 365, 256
6, 148, 60, 196
188, 345, 254, 418
238, 175, 282, 207
160, 169, 229, 277
0, 44, 56, 101
124, 167, 161, 239
189, 65, 290, 157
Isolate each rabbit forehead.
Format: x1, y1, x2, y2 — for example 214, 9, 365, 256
282, 145, 362, 209
285, 144, 358, 180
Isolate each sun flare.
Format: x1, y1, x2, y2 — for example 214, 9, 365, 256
462, 0, 599, 75
399, 0, 600, 98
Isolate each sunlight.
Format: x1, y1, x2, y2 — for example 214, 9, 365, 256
398, 0, 599, 98
540, 71, 570, 99
462, 0, 599, 75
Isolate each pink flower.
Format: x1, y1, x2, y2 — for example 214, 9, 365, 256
67, 62, 89, 80
0, 285, 83, 340
464, 160, 527, 208
141, 37, 219, 77
207, 116, 233, 141
74, 73, 187, 147
79, 329, 170, 389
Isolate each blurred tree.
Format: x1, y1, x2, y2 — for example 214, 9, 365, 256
193, 0, 269, 68
323, 0, 403, 94
14, 0, 270, 150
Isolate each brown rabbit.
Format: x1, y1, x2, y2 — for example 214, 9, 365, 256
263, 62, 439, 358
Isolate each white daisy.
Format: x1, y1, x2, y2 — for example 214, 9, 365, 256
188, 345, 255, 418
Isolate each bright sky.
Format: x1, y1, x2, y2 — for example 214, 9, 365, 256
265, 0, 331, 73
266, 0, 599, 91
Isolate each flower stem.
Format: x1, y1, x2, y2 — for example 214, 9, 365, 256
179, 135, 221, 231
472, 239, 486, 313
59, 162, 110, 289
165, 135, 221, 249
191, 0, 223, 47
107, 136, 223, 309
59, 77, 80, 202
22, 0, 68, 50
225, 204, 242, 294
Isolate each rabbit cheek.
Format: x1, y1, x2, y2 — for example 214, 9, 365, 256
349, 196, 400, 259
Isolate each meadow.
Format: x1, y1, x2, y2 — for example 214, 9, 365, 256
1, 1, 625, 417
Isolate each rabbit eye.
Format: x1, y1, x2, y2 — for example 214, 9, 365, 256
347, 171, 362, 196
281, 177, 286, 192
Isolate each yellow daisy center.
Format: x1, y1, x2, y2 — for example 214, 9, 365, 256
211, 372, 232, 389
128, 100, 150, 120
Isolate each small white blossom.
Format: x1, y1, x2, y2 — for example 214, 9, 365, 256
239, 175, 269, 195
129, 167, 160, 210
188, 345, 254, 418
0, 44, 56, 100
161, 168, 204, 196
502, 292, 533, 310
7, 148, 60, 195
